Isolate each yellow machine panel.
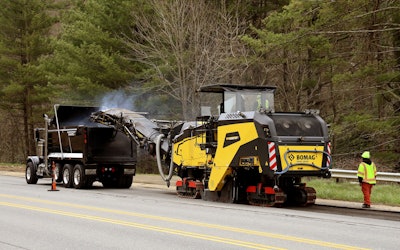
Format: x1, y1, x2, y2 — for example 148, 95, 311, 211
278, 145, 325, 171
208, 122, 259, 191
173, 133, 208, 167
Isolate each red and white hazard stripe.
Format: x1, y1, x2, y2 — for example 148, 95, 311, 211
268, 142, 277, 171
326, 142, 331, 167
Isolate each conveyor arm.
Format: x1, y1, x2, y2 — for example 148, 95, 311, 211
90, 108, 174, 185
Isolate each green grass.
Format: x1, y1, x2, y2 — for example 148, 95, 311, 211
307, 178, 400, 207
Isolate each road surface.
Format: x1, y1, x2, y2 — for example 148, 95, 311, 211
0, 175, 399, 249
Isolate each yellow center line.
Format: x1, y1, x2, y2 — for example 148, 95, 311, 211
0, 201, 282, 250
0, 194, 369, 250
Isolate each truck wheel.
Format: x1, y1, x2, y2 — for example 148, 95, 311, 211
62, 164, 73, 188
73, 164, 86, 189
25, 162, 38, 184
55, 163, 63, 183
118, 176, 133, 189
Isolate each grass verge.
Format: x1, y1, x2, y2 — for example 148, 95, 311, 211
308, 178, 400, 207
0, 163, 25, 172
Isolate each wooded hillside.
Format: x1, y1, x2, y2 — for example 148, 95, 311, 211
0, 0, 398, 170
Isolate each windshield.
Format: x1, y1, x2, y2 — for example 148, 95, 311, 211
199, 86, 275, 116
224, 90, 274, 113
199, 92, 222, 116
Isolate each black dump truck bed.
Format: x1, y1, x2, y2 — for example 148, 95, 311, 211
26, 105, 137, 189
49, 105, 137, 164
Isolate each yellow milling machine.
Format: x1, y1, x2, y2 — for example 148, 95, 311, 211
91, 84, 332, 206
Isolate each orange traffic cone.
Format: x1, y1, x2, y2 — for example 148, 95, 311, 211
48, 161, 59, 192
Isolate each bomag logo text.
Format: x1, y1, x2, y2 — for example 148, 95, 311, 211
296, 154, 316, 161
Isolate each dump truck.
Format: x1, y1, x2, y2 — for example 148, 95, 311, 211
25, 105, 137, 189
91, 84, 332, 206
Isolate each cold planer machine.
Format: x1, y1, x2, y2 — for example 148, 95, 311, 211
91, 84, 332, 206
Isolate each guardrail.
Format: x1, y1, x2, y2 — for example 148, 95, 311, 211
330, 169, 400, 183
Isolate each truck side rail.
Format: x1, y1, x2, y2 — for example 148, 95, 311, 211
47, 152, 83, 159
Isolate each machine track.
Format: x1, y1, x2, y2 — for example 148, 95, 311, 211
176, 179, 203, 199
246, 185, 317, 207
247, 188, 286, 207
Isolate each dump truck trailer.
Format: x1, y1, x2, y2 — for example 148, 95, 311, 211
25, 105, 137, 189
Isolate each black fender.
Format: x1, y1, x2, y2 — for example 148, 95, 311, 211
26, 156, 40, 170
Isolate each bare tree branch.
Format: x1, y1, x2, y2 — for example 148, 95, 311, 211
123, 0, 248, 119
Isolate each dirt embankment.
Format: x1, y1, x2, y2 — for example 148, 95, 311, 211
0, 164, 24, 172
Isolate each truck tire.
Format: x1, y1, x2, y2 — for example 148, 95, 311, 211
72, 164, 86, 189
62, 164, 73, 188
118, 176, 133, 189
25, 162, 38, 184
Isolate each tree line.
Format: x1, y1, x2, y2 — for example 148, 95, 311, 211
0, 0, 398, 169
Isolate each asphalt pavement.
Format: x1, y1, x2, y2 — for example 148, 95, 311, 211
2, 170, 399, 213
132, 174, 400, 213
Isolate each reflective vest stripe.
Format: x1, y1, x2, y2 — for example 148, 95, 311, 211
358, 162, 376, 184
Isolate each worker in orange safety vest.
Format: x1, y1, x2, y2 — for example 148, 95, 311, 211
357, 151, 377, 208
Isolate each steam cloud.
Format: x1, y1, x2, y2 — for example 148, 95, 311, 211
99, 90, 136, 111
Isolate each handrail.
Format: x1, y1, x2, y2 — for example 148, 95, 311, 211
330, 169, 400, 183
275, 148, 332, 175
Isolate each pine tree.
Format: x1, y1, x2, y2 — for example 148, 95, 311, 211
0, 0, 58, 160
241, 0, 400, 167
46, 0, 139, 105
